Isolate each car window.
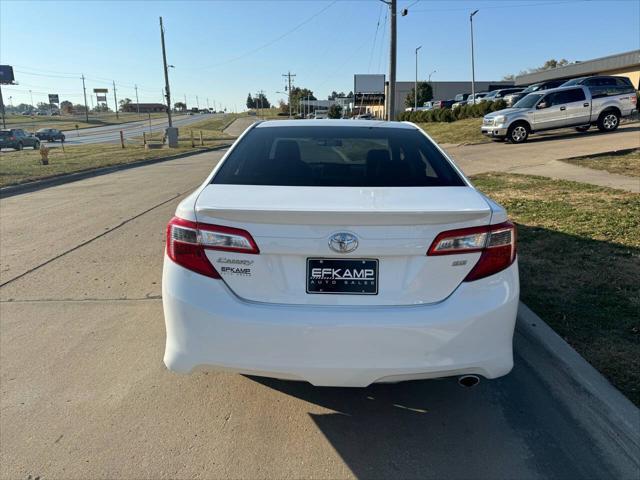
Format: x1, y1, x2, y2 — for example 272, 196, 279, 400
212, 126, 466, 187
545, 92, 566, 107
562, 88, 586, 103
0, 131, 9, 138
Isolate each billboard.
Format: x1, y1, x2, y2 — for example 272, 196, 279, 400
354, 74, 385, 94
0, 65, 15, 84
96, 95, 107, 102
48, 94, 59, 104
93, 88, 108, 94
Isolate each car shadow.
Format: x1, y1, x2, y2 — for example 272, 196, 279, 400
245, 351, 610, 479
522, 124, 639, 145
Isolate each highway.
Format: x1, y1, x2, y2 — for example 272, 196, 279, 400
54, 113, 225, 146
1, 148, 635, 479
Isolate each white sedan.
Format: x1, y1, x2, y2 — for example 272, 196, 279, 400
162, 120, 519, 387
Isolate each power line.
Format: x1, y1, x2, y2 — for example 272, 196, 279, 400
197, 0, 338, 70
367, 2, 385, 73
411, 0, 590, 12
376, 7, 389, 73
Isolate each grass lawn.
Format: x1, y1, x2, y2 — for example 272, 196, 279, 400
561, 149, 639, 177
4, 112, 170, 132
416, 118, 490, 145
473, 173, 640, 405
0, 140, 230, 187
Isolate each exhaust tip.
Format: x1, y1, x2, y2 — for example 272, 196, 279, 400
458, 375, 480, 388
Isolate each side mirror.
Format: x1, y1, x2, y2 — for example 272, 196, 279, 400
537, 102, 548, 109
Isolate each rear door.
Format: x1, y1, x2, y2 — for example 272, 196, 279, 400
195, 124, 493, 306
562, 88, 590, 125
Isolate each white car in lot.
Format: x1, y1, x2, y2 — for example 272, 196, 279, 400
163, 120, 519, 387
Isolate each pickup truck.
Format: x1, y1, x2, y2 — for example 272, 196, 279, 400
481, 83, 637, 143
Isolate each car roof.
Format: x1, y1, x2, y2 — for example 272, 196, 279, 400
530, 84, 585, 95
255, 119, 417, 129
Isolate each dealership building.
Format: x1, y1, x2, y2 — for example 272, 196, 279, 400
514, 49, 640, 88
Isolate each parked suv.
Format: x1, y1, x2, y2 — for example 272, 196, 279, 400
466, 92, 488, 105
35, 128, 65, 142
504, 80, 566, 107
561, 75, 636, 98
481, 84, 636, 143
483, 88, 525, 103
0, 129, 41, 150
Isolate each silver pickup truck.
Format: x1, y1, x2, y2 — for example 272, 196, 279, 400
481, 83, 637, 143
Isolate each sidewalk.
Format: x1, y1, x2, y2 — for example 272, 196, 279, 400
443, 123, 639, 192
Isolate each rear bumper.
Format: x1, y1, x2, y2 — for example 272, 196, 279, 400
162, 257, 520, 387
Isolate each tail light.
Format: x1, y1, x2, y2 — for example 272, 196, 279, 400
428, 221, 516, 281
166, 217, 259, 278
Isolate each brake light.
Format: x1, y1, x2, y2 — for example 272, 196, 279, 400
428, 221, 516, 281
631, 95, 637, 105
166, 217, 259, 278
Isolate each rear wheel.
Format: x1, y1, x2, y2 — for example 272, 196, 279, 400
575, 125, 590, 132
34, 141, 41, 149
507, 122, 529, 143
597, 111, 620, 132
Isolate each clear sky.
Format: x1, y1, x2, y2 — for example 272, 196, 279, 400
1, 0, 639, 110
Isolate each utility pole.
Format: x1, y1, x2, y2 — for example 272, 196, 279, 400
196, 95, 199, 109
0, 85, 5, 129
388, 0, 397, 120
134, 84, 140, 116
159, 16, 173, 127
470, 10, 479, 104
206, 98, 209, 110
113, 80, 119, 119
282, 71, 296, 118
415, 45, 422, 111
184, 94, 187, 109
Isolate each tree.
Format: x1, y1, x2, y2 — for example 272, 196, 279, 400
404, 82, 433, 108
502, 74, 515, 81
60, 101, 73, 114
119, 98, 132, 111
246, 93, 255, 109
255, 93, 271, 109
328, 104, 343, 119
73, 103, 87, 113
289, 87, 315, 112
15, 103, 33, 113
36, 102, 49, 112
278, 100, 288, 114
504, 58, 573, 80
92, 104, 111, 113
174, 101, 186, 111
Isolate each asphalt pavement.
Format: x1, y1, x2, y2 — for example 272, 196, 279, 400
50, 113, 224, 147
0, 148, 634, 479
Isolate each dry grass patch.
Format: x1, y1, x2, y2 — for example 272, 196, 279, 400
473, 173, 640, 405
416, 118, 490, 145
561, 149, 640, 177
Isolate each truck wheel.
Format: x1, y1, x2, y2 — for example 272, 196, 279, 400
34, 141, 41, 149
16, 142, 23, 151
575, 125, 590, 132
507, 122, 529, 143
597, 111, 619, 132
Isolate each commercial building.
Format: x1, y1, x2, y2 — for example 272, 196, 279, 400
514, 50, 640, 88
121, 103, 167, 113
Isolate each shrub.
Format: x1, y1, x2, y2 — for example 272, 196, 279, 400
440, 109, 455, 122
491, 99, 507, 112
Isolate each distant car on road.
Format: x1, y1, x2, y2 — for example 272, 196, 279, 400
35, 128, 65, 142
431, 100, 455, 109
504, 80, 566, 107
481, 84, 636, 143
0, 129, 41, 150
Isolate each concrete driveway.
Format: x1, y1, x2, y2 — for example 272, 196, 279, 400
0, 150, 633, 479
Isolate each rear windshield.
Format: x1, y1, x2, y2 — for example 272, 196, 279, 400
212, 126, 466, 187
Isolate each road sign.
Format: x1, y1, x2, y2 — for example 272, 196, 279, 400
0, 65, 15, 84
93, 88, 108, 94
48, 94, 59, 104
96, 95, 107, 102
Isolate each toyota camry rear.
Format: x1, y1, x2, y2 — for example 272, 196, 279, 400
162, 120, 519, 387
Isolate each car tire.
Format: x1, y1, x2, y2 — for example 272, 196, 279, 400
597, 111, 620, 132
506, 122, 529, 144
34, 141, 40, 149
16, 142, 23, 151
575, 125, 590, 132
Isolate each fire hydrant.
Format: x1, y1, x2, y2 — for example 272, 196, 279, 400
39, 144, 50, 165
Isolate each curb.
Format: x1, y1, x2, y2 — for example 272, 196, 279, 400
515, 302, 639, 476
0, 144, 232, 198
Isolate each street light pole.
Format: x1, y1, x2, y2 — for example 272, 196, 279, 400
388, 0, 397, 120
470, 10, 479, 104
414, 45, 422, 111
428, 70, 436, 83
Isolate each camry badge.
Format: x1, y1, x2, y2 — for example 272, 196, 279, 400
329, 232, 358, 254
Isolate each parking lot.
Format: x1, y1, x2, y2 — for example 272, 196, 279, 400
1, 135, 637, 479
